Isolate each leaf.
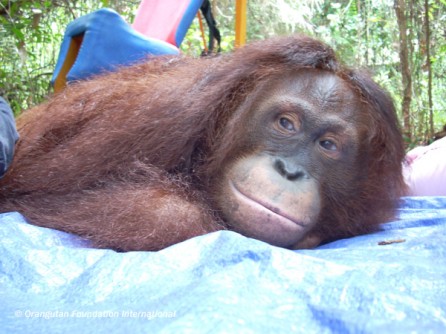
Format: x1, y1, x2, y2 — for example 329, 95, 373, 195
11, 26, 25, 41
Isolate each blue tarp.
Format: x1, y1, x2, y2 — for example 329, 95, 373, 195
1, 196, 445, 333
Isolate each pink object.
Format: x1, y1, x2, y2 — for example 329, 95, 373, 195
132, 0, 202, 47
404, 136, 446, 196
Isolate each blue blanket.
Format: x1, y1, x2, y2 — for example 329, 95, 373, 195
1, 197, 445, 333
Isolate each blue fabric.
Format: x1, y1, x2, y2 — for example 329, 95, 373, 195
0, 97, 19, 178
1, 197, 445, 333
51, 9, 179, 85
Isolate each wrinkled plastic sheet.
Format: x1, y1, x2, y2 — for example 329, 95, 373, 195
1, 197, 445, 333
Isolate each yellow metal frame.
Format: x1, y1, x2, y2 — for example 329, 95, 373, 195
235, 0, 247, 47
53, 35, 84, 93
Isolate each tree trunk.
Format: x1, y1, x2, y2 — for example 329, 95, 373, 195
424, 0, 434, 139
394, 0, 412, 142
357, 0, 370, 66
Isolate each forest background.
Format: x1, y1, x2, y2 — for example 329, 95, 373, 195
1, 0, 445, 147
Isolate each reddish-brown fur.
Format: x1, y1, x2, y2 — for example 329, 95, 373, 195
0, 35, 406, 251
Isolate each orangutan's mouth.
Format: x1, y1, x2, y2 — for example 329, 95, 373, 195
229, 181, 306, 228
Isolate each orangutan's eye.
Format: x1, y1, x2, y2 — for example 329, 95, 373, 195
319, 139, 338, 151
279, 117, 295, 132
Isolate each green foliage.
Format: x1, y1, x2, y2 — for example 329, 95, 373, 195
0, 0, 140, 114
